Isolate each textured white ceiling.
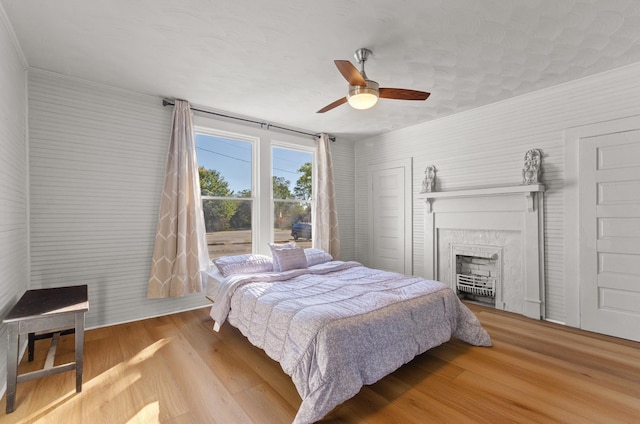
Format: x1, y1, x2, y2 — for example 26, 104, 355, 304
3, 0, 640, 140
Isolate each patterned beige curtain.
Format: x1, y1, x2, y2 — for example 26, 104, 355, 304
148, 100, 208, 298
315, 133, 340, 258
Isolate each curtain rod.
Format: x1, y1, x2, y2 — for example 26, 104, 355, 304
162, 99, 335, 142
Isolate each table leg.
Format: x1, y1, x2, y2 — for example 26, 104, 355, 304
28, 333, 35, 362
6, 323, 19, 413
75, 312, 85, 393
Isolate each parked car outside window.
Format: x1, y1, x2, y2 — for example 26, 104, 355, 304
291, 222, 312, 240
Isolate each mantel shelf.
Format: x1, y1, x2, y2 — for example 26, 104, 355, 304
416, 184, 545, 213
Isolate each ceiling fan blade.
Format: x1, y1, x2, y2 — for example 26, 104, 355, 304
379, 88, 431, 101
317, 97, 348, 113
334, 60, 366, 87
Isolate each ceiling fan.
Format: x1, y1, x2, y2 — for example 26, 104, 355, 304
317, 48, 431, 113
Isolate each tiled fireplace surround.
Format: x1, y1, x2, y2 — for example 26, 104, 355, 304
417, 184, 545, 319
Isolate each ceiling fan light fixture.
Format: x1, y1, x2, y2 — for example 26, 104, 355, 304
347, 80, 379, 110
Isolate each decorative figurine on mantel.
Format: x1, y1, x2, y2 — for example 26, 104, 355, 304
421, 165, 437, 193
522, 149, 542, 185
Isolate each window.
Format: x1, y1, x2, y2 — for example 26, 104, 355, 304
196, 132, 254, 259
272, 146, 314, 249
194, 117, 316, 259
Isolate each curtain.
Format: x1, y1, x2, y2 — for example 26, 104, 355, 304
315, 133, 340, 258
148, 100, 209, 298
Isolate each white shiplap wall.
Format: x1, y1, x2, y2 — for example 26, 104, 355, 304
0, 6, 28, 397
28, 70, 210, 329
355, 62, 640, 323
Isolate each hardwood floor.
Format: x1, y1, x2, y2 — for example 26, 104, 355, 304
1, 303, 639, 423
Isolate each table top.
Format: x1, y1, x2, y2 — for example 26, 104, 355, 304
3, 285, 89, 323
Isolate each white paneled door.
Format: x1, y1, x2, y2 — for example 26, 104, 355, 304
579, 130, 640, 342
368, 159, 412, 274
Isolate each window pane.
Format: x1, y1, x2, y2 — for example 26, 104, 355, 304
197, 133, 253, 259
196, 134, 252, 196
203, 199, 252, 258
272, 147, 312, 200
272, 146, 313, 248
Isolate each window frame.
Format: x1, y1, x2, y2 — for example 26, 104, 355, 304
193, 115, 317, 257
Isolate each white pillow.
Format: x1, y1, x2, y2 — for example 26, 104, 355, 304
213, 254, 273, 277
272, 246, 308, 272
268, 242, 296, 271
304, 248, 333, 266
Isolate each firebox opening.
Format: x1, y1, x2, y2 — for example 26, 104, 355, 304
455, 254, 497, 307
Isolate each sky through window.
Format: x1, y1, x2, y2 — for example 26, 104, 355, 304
195, 134, 311, 194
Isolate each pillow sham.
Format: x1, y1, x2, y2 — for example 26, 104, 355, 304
212, 254, 273, 277
272, 245, 308, 272
268, 242, 296, 271
304, 248, 333, 267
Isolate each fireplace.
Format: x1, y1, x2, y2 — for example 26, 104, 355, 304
417, 184, 545, 319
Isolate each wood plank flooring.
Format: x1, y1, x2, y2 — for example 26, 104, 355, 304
1, 303, 639, 423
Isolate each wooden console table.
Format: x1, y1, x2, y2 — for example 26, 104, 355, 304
3, 285, 89, 413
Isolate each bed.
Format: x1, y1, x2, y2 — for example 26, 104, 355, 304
207, 247, 491, 424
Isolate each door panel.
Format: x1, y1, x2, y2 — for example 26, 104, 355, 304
580, 131, 640, 341
599, 217, 640, 238
597, 141, 640, 169
372, 168, 404, 272
368, 159, 412, 274
598, 180, 640, 203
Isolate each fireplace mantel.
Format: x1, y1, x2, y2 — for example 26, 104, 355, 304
416, 184, 545, 213
419, 183, 545, 320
